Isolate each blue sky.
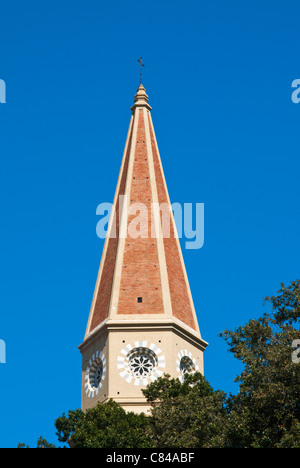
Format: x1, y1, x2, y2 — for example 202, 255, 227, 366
0, 0, 299, 448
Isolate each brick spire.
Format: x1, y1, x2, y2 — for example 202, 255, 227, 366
83, 84, 206, 345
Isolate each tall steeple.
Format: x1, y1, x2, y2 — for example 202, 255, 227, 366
79, 83, 208, 413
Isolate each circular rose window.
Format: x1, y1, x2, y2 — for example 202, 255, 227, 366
90, 360, 104, 388
117, 341, 166, 386
85, 350, 106, 398
180, 356, 195, 375
176, 350, 199, 382
127, 348, 157, 378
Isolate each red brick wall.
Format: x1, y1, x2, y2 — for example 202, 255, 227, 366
148, 114, 196, 330
118, 110, 164, 315
90, 123, 133, 331
89, 109, 196, 330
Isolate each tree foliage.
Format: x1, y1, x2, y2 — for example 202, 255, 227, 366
55, 400, 151, 448
142, 372, 228, 448
220, 279, 300, 447
18, 280, 300, 448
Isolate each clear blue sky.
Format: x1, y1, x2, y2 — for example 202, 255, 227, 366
0, 0, 299, 448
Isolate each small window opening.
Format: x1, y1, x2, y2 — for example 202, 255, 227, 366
137, 297, 143, 303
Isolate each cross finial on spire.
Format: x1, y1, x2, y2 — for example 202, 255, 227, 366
137, 57, 145, 84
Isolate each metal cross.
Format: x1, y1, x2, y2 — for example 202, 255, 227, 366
137, 57, 145, 84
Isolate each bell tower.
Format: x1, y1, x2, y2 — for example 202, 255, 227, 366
79, 83, 208, 413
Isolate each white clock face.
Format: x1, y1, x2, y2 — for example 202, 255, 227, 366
117, 341, 166, 386
85, 350, 106, 398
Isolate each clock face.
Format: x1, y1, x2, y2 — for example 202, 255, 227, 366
117, 341, 166, 386
85, 350, 106, 398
